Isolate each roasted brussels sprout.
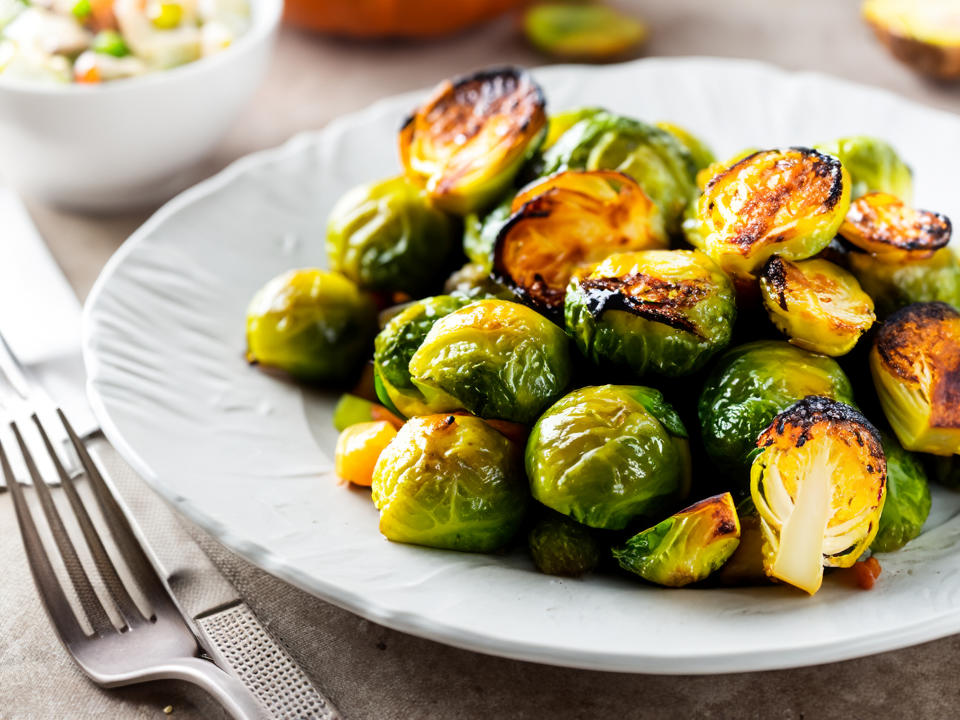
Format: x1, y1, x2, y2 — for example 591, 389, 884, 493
839, 192, 950, 261
612, 493, 740, 587
373, 295, 473, 417
655, 122, 715, 173
493, 170, 668, 313
541, 111, 697, 233
462, 194, 514, 271
332, 393, 403, 431
246, 269, 376, 383
528, 512, 602, 577
697, 148, 851, 279
759, 256, 875, 356
863, 0, 960, 79
848, 247, 960, 317
871, 302, 960, 455
565, 249, 736, 377
526, 385, 691, 530
543, 107, 604, 150
399, 67, 547, 215
871, 432, 931, 552
408, 299, 572, 423
750, 396, 886, 595
815, 136, 913, 201
325, 175, 458, 294
443, 262, 513, 300
372, 414, 527, 552
698, 341, 856, 475
522, 3, 646, 61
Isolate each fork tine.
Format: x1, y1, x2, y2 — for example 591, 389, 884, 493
1, 435, 87, 645
58, 409, 169, 607
32, 413, 146, 628
11, 421, 116, 636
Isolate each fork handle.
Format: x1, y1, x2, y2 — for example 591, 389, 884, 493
160, 657, 271, 720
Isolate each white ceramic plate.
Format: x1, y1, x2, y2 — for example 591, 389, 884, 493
83, 58, 960, 674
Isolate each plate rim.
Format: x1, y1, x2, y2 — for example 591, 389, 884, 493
82, 56, 960, 674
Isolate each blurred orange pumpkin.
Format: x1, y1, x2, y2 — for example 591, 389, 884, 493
284, 0, 530, 37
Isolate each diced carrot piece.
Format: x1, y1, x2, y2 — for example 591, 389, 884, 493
334, 421, 398, 487
842, 556, 882, 590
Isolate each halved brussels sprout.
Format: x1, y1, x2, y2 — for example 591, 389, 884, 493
522, 3, 647, 60
541, 111, 697, 234
698, 341, 856, 475
408, 299, 571, 423
399, 67, 547, 215
528, 512, 601, 577
863, 0, 960, 79
565, 249, 736, 377
493, 170, 668, 313
750, 396, 886, 595
839, 192, 951, 261
372, 414, 527, 552
612, 493, 740, 587
246, 269, 376, 383
872, 432, 931, 553
698, 148, 851, 279
462, 193, 514, 271
655, 122, 715, 174
759, 256, 875, 356
526, 385, 691, 530
543, 107, 604, 151
373, 295, 473, 417
814, 136, 913, 201
848, 247, 960, 317
871, 302, 960, 455
325, 175, 458, 294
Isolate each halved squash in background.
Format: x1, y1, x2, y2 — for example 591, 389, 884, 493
864, 0, 960, 79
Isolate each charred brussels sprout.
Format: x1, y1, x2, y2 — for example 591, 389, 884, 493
750, 397, 886, 595
528, 512, 602, 577
462, 194, 514, 271
655, 122, 715, 173
698, 341, 855, 474
399, 67, 547, 215
613, 493, 740, 587
326, 176, 458, 294
494, 170, 668, 313
246, 269, 376, 383
526, 385, 691, 530
408, 299, 571, 423
565, 249, 736, 377
872, 432, 931, 552
373, 295, 473, 417
839, 192, 950, 261
759, 256, 875, 356
698, 148, 851, 279
849, 247, 960, 317
871, 302, 960, 455
541, 111, 697, 233
371, 414, 526, 552
815, 136, 913, 201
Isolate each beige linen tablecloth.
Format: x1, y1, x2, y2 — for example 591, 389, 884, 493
6, 2, 960, 717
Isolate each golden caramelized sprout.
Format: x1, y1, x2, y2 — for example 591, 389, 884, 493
494, 170, 668, 313
399, 67, 547, 215
839, 192, 951, 261
697, 148, 851, 279
871, 302, 960, 455
751, 397, 886, 595
759, 256, 875, 356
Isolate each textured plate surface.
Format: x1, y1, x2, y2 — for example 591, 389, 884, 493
83, 58, 960, 674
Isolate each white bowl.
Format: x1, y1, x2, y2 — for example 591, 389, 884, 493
0, 0, 282, 212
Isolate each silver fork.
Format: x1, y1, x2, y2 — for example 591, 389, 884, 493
2, 399, 269, 717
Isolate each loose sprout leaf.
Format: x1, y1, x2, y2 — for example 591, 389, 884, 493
871, 302, 960, 455
750, 396, 886, 595
399, 67, 547, 215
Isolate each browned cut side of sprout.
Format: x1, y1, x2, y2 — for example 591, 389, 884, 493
839, 192, 951, 261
